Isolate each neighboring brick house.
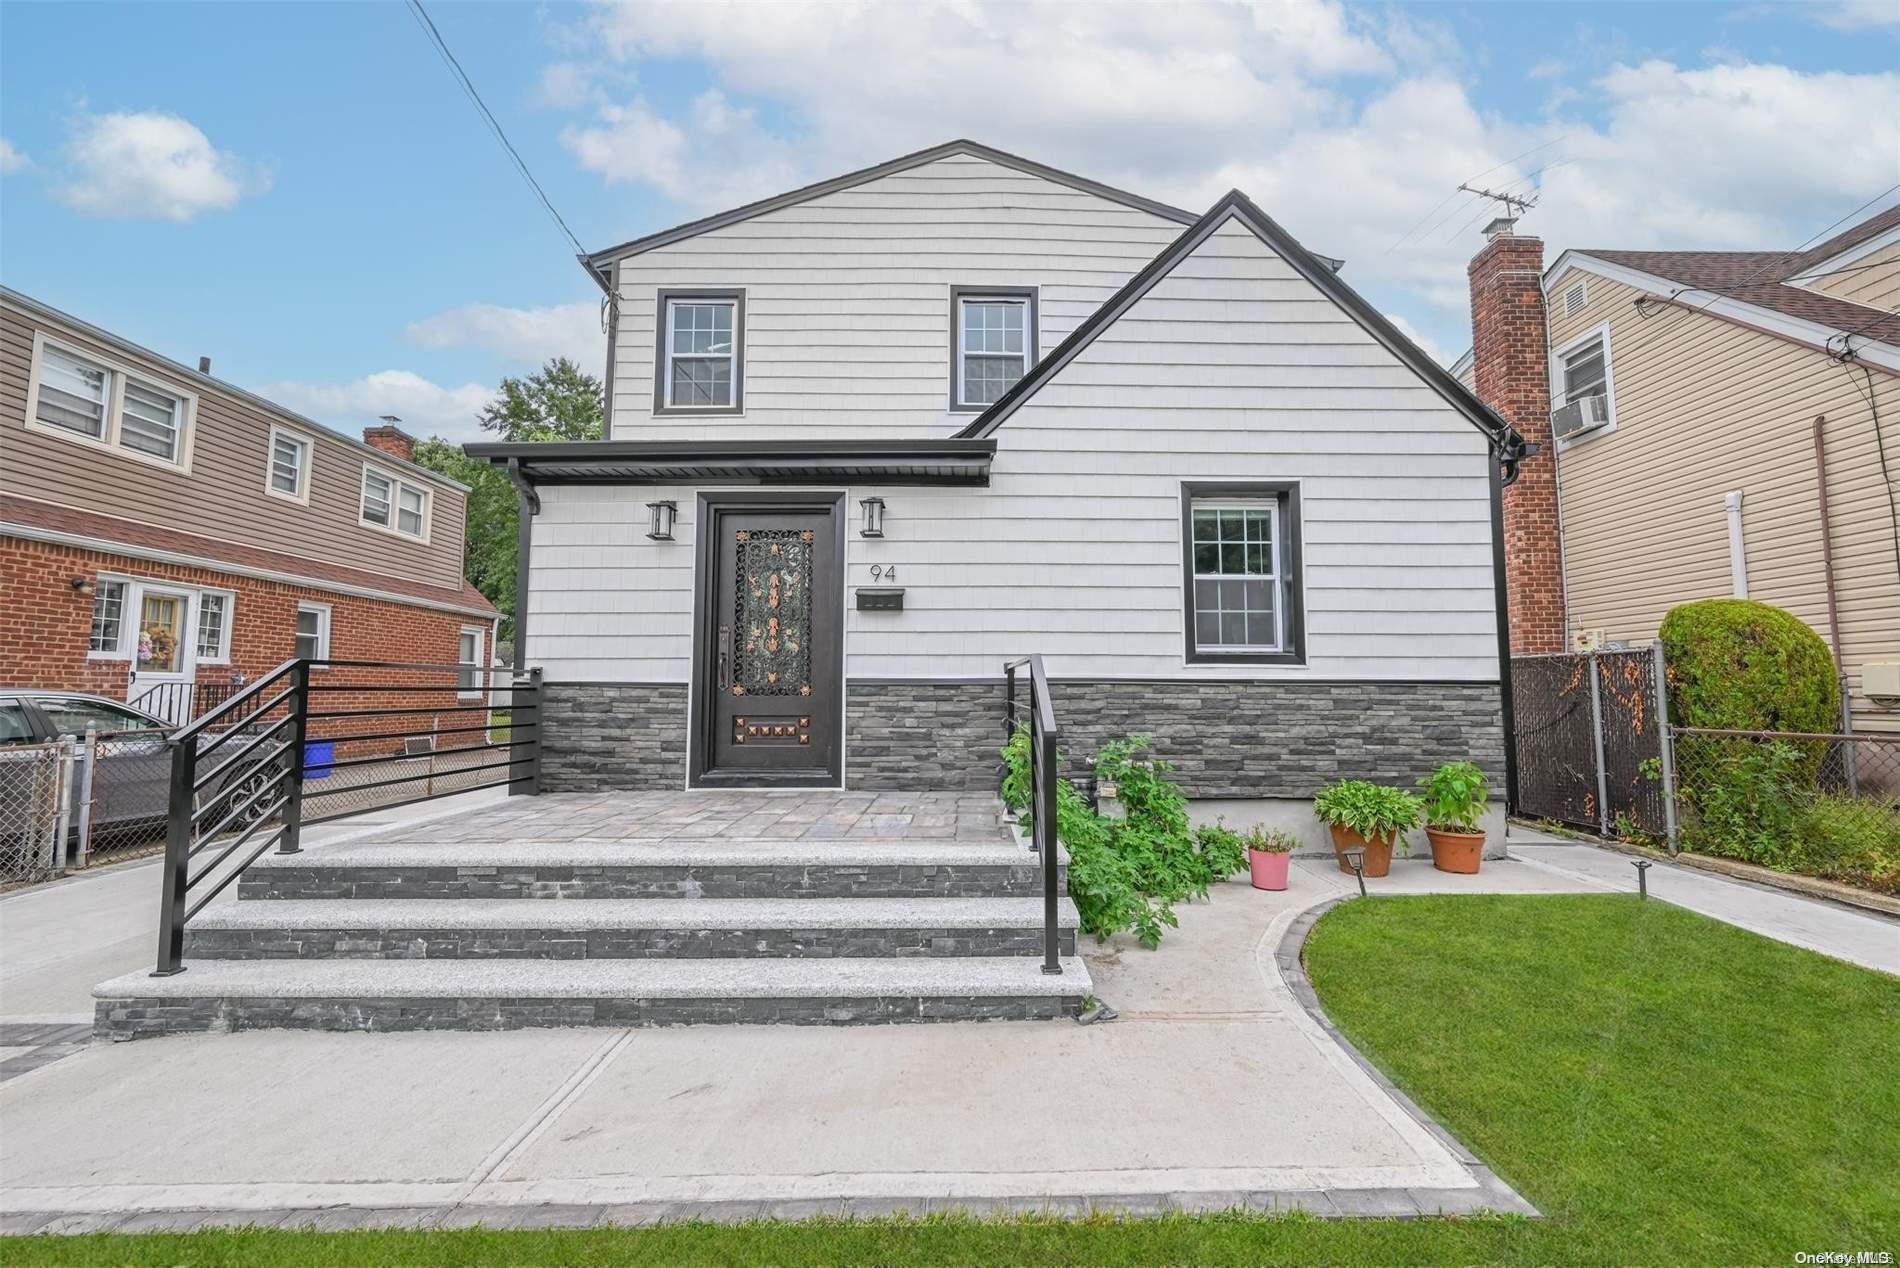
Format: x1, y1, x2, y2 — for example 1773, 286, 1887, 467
1, 286, 500, 727
1456, 206, 1900, 732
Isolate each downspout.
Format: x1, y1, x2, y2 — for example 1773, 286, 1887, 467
1812, 415, 1846, 668
505, 458, 541, 674
1490, 435, 1524, 816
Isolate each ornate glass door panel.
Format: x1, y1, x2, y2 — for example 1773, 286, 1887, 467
697, 496, 843, 785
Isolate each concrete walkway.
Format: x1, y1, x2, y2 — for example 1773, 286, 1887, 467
1504, 827, 1900, 977
3, 817, 1890, 1235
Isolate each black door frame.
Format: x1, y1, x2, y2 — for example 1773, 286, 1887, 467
688, 489, 847, 789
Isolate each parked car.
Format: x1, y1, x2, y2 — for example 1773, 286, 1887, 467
0, 690, 282, 855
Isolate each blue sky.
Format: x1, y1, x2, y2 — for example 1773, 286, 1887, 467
3, 0, 1896, 441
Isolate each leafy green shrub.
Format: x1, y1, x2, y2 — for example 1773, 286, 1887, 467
1313, 779, 1423, 848
1790, 793, 1900, 895
1659, 599, 1838, 733
1679, 740, 1808, 867
1418, 761, 1489, 833
998, 728, 1248, 948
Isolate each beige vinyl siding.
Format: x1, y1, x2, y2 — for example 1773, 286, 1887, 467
608, 153, 1184, 439
1547, 268, 1900, 730
533, 218, 1499, 682
1, 299, 468, 593
1804, 239, 1900, 311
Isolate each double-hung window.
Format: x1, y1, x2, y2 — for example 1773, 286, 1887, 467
457, 627, 484, 698
655, 290, 744, 414
1182, 482, 1303, 665
360, 464, 430, 540
267, 426, 312, 502
25, 333, 196, 468
195, 593, 230, 662
294, 602, 331, 661
951, 288, 1037, 410
1552, 322, 1616, 442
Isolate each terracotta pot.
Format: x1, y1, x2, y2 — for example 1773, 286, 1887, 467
1328, 824, 1395, 878
1426, 826, 1485, 874
1248, 848, 1291, 891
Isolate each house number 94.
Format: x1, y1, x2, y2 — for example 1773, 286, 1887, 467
869, 564, 897, 582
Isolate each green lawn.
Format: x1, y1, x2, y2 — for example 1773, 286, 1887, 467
11, 894, 1897, 1265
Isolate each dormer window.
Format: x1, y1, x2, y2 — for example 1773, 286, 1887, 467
655, 290, 744, 415
360, 463, 431, 541
951, 287, 1038, 411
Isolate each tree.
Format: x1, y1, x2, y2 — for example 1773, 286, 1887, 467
478, 357, 604, 442
410, 359, 605, 640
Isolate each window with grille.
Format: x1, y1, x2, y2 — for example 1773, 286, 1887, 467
89, 580, 126, 654
1182, 483, 1304, 665
196, 593, 229, 662
656, 292, 744, 413
951, 289, 1037, 410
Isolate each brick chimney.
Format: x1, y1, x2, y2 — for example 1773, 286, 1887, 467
1469, 220, 1566, 654
362, 416, 415, 463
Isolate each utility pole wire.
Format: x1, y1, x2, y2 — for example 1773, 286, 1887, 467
403, 0, 601, 278
1383, 135, 1564, 255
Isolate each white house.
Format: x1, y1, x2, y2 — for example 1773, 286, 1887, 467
471, 142, 1524, 832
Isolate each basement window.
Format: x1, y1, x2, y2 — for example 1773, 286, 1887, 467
1181, 482, 1304, 666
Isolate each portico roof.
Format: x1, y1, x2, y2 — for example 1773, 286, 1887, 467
465, 438, 996, 487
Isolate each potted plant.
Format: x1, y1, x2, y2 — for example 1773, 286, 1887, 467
1418, 761, 1489, 874
1312, 779, 1422, 878
1244, 826, 1296, 891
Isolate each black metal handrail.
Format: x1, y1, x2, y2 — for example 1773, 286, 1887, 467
152, 659, 543, 976
1004, 655, 1062, 976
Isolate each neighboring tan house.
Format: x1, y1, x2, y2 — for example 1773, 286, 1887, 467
1, 287, 500, 725
1458, 205, 1900, 734
470, 141, 1524, 834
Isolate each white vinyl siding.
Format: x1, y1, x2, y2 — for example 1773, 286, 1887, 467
607, 153, 1184, 439
530, 218, 1498, 682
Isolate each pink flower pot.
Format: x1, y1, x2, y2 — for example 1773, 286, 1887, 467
1248, 848, 1291, 891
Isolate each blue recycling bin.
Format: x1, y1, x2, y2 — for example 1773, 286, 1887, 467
303, 740, 335, 779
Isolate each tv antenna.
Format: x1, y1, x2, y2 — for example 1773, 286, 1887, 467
1458, 183, 1538, 217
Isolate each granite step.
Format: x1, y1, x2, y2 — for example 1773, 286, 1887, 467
93, 955, 1095, 1040
185, 896, 1081, 960
237, 839, 1064, 901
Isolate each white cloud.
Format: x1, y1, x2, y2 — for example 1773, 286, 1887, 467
57, 110, 264, 221
549, 1, 1900, 359
0, 138, 28, 174
1813, 0, 1900, 29
1383, 312, 1446, 366
262, 371, 493, 443
406, 301, 602, 368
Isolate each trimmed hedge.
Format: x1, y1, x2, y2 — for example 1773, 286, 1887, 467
1658, 599, 1838, 733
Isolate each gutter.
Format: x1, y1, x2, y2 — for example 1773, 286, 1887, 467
505, 458, 540, 674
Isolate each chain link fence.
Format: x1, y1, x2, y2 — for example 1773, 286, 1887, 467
1671, 729, 1900, 895
1509, 646, 1669, 838
0, 742, 71, 885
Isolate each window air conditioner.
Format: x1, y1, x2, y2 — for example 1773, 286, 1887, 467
1552, 394, 1611, 439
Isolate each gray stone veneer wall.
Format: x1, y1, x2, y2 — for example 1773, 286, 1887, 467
538, 679, 1503, 798
539, 683, 688, 792
846, 679, 1504, 798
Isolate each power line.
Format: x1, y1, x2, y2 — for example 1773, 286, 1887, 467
403, 0, 592, 265
1383, 136, 1563, 255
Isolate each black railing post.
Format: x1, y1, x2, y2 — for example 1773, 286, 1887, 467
1036, 674, 1061, 976
152, 737, 195, 976
511, 667, 543, 797
277, 660, 311, 855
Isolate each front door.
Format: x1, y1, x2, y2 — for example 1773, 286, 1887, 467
692, 493, 844, 787
126, 586, 197, 726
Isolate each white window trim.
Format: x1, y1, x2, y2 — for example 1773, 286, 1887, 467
1549, 319, 1617, 449
952, 292, 1036, 411
658, 294, 743, 414
295, 601, 333, 663
1189, 497, 1287, 655
192, 585, 237, 665
265, 424, 314, 505
23, 331, 198, 474
358, 462, 432, 543
86, 577, 131, 660
457, 625, 485, 700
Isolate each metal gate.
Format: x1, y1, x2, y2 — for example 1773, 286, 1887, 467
1510, 645, 1671, 838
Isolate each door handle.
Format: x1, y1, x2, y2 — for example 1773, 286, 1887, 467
717, 625, 732, 692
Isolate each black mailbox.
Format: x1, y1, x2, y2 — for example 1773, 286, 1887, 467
855, 587, 904, 612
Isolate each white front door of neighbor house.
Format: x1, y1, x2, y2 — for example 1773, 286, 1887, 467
126, 584, 199, 726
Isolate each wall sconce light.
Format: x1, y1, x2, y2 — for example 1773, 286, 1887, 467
645, 500, 678, 541
859, 496, 886, 538
70, 576, 95, 596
